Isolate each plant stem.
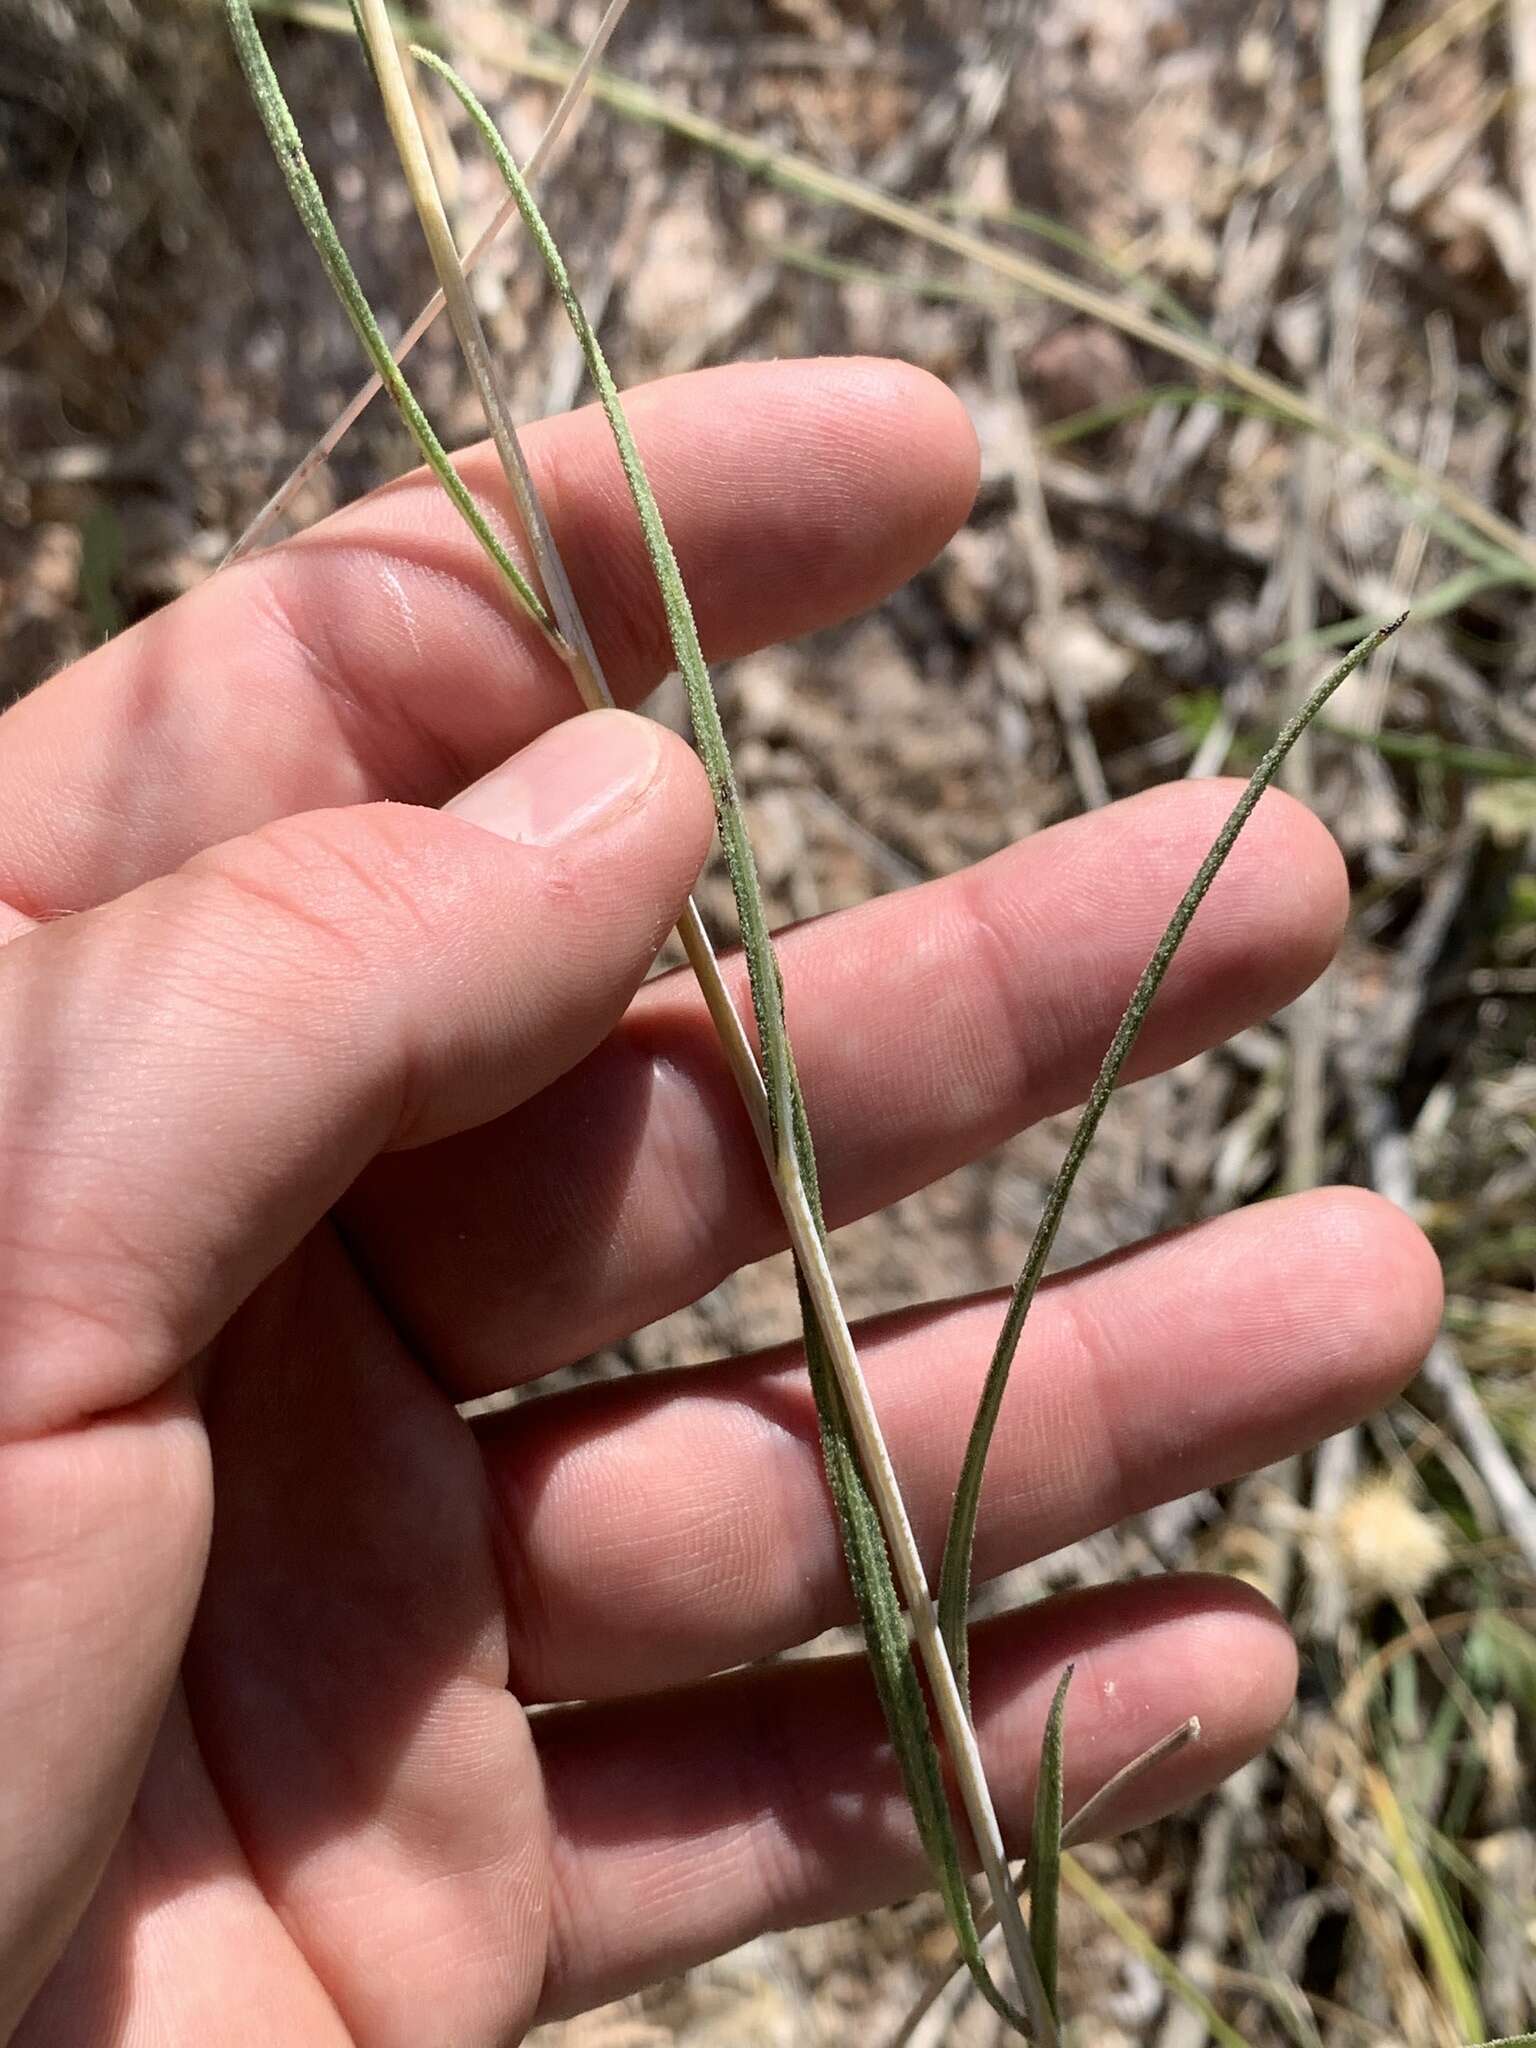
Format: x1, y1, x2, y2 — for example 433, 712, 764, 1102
416, 46, 1057, 2035
343, 9, 780, 1198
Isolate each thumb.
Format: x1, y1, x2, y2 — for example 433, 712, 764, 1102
0, 707, 712, 2024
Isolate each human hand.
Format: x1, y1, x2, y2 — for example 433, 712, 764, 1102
2, 359, 1440, 2045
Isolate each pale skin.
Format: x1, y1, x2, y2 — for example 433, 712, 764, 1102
0, 358, 1441, 2045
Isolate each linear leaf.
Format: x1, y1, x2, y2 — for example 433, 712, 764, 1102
1262, 563, 1514, 664
937, 615, 1407, 1694
1030, 1665, 1072, 2017
1365, 1765, 1484, 2044
887, 1716, 1202, 2047
1319, 722, 1536, 781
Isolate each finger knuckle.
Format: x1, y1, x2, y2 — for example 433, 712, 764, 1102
192, 807, 436, 989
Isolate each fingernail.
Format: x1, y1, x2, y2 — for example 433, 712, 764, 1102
444, 711, 660, 847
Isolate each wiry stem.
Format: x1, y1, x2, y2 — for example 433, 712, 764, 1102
352, 0, 553, 608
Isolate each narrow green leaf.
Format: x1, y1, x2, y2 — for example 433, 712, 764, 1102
1262, 563, 1513, 665
888, 1716, 1203, 2046
77, 502, 125, 642
763, 235, 1006, 308
221, 0, 551, 633
932, 192, 1205, 336
937, 615, 1407, 1692
1319, 721, 1536, 781
1030, 1665, 1072, 2017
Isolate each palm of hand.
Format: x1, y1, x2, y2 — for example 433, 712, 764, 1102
5, 364, 1439, 2047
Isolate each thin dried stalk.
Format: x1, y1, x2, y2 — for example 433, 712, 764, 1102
222, 0, 551, 638
351, 0, 572, 659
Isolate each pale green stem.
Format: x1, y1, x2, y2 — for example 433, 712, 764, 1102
348, 0, 616, 723
352, 0, 548, 595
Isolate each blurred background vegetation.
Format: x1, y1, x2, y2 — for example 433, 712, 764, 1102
3, 0, 1535, 2040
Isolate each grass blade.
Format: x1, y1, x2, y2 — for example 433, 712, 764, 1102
1030, 1666, 1072, 2017
251, 3, 1536, 581
221, 0, 552, 637
1262, 564, 1516, 665
226, 0, 632, 562
1365, 1765, 1485, 2044
1319, 723, 1536, 781
417, 43, 1056, 2039
937, 614, 1407, 1691
1062, 1853, 1256, 2048
419, 16, 1535, 580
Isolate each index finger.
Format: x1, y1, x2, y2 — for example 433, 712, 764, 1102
0, 356, 977, 916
